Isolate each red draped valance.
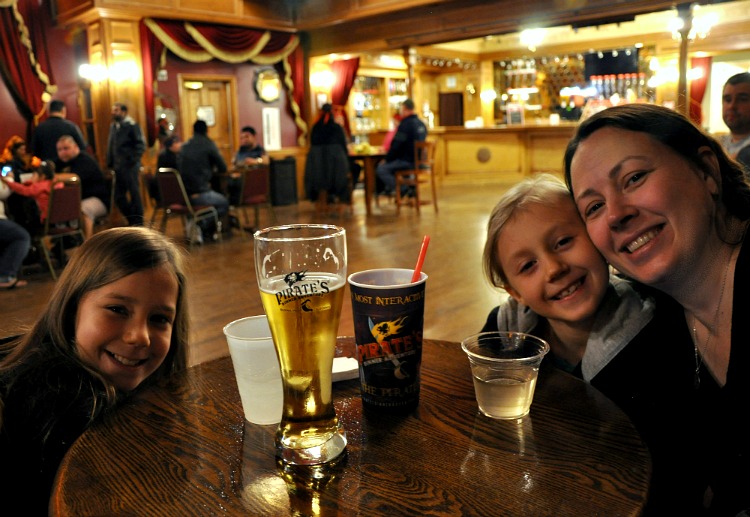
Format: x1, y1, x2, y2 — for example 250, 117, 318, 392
0, 0, 56, 140
140, 18, 306, 146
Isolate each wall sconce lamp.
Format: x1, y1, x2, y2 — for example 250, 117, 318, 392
78, 61, 138, 83
310, 69, 334, 91
78, 63, 107, 82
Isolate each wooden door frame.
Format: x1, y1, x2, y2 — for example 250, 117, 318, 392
177, 74, 240, 152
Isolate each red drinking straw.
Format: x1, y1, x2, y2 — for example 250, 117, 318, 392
411, 235, 430, 283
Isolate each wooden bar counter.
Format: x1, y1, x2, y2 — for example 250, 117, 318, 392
431, 123, 577, 181
51, 338, 650, 516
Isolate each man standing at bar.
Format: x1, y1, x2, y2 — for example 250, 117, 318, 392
107, 102, 145, 225
720, 72, 750, 171
31, 100, 87, 161
375, 98, 427, 195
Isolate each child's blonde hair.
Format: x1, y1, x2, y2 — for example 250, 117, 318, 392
483, 173, 574, 289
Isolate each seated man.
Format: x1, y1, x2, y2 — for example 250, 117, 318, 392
375, 98, 427, 195
229, 126, 268, 207
177, 120, 229, 242
55, 135, 110, 240
234, 126, 268, 167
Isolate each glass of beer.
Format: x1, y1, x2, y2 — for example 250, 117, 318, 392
254, 224, 348, 466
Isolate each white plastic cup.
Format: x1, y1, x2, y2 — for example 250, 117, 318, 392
223, 315, 283, 425
461, 331, 549, 420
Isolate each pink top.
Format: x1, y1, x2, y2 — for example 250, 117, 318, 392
6, 179, 62, 221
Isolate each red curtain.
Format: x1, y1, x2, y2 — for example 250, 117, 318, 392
689, 56, 712, 126
140, 21, 165, 149
276, 44, 308, 146
330, 57, 360, 139
0, 0, 56, 140
141, 18, 305, 146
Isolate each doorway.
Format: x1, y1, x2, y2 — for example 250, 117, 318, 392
179, 74, 239, 166
439, 92, 464, 127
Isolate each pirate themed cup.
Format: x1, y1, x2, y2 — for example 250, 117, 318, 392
348, 268, 427, 413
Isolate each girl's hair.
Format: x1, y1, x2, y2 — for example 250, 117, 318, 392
37, 160, 55, 180
483, 173, 572, 289
563, 103, 750, 220
1, 135, 24, 162
0, 227, 189, 423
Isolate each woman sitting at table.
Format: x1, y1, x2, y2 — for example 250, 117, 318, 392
1, 137, 33, 181
564, 103, 750, 516
304, 103, 351, 215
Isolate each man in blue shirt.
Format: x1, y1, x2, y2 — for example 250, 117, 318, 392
234, 126, 268, 167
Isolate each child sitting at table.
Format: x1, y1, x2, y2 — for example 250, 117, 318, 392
0, 227, 189, 515
480, 173, 697, 515
0, 160, 59, 234
481, 173, 657, 379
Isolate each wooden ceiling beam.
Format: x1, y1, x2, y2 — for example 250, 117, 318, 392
304, 0, 683, 55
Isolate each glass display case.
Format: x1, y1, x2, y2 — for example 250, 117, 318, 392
349, 76, 408, 140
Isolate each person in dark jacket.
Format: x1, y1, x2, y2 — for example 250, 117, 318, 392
106, 102, 146, 226
304, 103, 351, 210
55, 135, 110, 239
157, 135, 181, 171
375, 98, 427, 194
177, 120, 228, 241
31, 100, 87, 162
565, 103, 750, 516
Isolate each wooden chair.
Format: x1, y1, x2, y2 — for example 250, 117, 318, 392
154, 168, 221, 247
141, 167, 164, 228
37, 178, 85, 279
94, 169, 116, 229
394, 140, 438, 215
229, 165, 276, 238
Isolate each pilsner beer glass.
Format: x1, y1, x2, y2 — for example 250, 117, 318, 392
254, 224, 348, 466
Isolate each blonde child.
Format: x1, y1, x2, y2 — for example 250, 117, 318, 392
0, 227, 189, 514
481, 173, 654, 379
481, 173, 697, 514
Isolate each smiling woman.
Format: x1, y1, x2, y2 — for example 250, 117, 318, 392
564, 103, 750, 516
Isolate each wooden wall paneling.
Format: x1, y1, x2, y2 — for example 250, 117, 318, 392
445, 133, 521, 176
527, 130, 575, 175
84, 18, 145, 167
55, 0, 297, 31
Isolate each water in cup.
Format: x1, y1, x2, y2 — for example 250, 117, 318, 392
462, 332, 549, 420
471, 366, 538, 419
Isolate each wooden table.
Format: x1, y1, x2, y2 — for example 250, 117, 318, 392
349, 149, 386, 216
51, 338, 651, 516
